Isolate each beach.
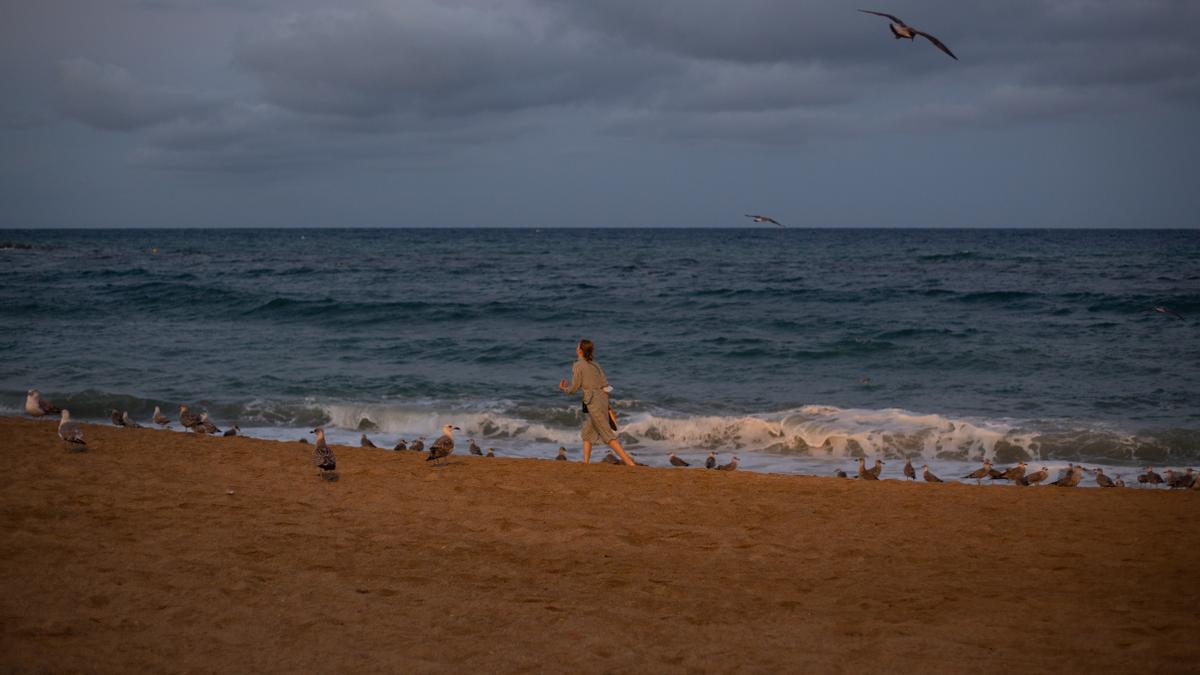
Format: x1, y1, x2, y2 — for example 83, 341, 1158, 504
1, 416, 1197, 673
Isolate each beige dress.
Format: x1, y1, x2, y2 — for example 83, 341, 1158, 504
565, 358, 617, 444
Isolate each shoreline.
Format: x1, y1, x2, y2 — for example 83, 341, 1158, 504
1, 415, 1197, 672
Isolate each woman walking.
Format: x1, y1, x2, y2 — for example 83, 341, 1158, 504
559, 339, 636, 466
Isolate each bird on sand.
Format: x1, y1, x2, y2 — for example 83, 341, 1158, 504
867, 458, 885, 479
1114, 474, 1125, 488
152, 406, 170, 427
179, 404, 201, 430
25, 389, 61, 417
903, 458, 916, 480
1050, 465, 1082, 487
409, 437, 425, 453
857, 457, 879, 481
963, 460, 992, 482
58, 410, 86, 446
310, 427, 336, 473
858, 10, 958, 60
1166, 468, 1195, 489
469, 439, 483, 456
717, 456, 739, 471
1016, 467, 1049, 486
744, 214, 784, 227
835, 468, 849, 478
995, 462, 1027, 482
197, 412, 221, 435
1138, 466, 1163, 485
486, 448, 495, 458
426, 424, 460, 465
392, 438, 407, 451
1094, 468, 1115, 488
223, 426, 240, 437
556, 447, 568, 461
603, 451, 622, 465
705, 452, 717, 469
1152, 306, 1184, 320
669, 452, 690, 467
121, 411, 142, 429
109, 409, 126, 427
360, 434, 377, 448
922, 464, 943, 483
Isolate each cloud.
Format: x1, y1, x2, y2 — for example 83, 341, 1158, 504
55, 58, 218, 131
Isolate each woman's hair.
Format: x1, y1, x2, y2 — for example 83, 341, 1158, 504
578, 339, 595, 362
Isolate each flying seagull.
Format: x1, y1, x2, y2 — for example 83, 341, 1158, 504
1152, 306, 1184, 320
744, 214, 784, 227
858, 10, 958, 60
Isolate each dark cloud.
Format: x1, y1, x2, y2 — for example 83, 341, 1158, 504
55, 58, 218, 131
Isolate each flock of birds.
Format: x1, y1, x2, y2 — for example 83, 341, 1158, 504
26, 389, 1199, 489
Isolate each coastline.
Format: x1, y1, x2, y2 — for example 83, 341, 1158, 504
1, 415, 1197, 672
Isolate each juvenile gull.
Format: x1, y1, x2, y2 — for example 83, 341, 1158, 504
835, 469, 849, 479
409, 437, 425, 453
669, 452, 689, 467
197, 412, 221, 435
997, 462, 1027, 482
121, 411, 142, 429
392, 438, 408, 452
469, 439, 483, 456
922, 465, 943, 483
1017, 467, 1049, 486
224, 426, 240, 437
486, 448, 495, 458
744, 214, 783, 227
179, 405, 202, 431
705, 452, 717, 470
109, 409, 126, 427
311, 427, 336, 474
1114, 474, 1125, 488
58, 410, 86, 446
556, 447, 568, 461
1166, 469, 1195, 489
867, 458, 885, 479
717, 456, 739, 472
1138, 466, 1163, 485
152, 406, 170, 428
360, 434, 377, 448
903, 458, 916, 480
858, 10, 958, 60
857, 458, 878, 480
426, 424, 460, 465
25, 389, 61, 417
603, 451, 622, 465
963, 460, 992, 483
1051, 465, 1082, 487
1094, 468, 1115, 488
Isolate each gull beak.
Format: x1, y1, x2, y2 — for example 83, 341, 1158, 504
454, 426, 462, 431
309, 429, 318, 434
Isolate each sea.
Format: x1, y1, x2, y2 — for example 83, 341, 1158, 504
2, 228, 1198, 486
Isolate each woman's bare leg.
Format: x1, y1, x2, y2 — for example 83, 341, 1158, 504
581, 441, 592, 464
608, 439, 636, 466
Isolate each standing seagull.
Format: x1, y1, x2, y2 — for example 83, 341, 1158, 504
867, 458, 885, 479
858, 10, 958, 60
705, 452, 718, 470
25, 389, 61, 417
1051, 465, 1082, 487
857, 457, 878, 481
197, 412, 221, 435
152, 406, 170, 428
744, 214, 783, 227
669, 452, 690, 467
469, 439, 483, 456
922, 464, 943, 483
426, 424, 460, 465
109, 409, 126, 427
360, 434, 377, 448
223, 426, 240, 437
392, 438, 408, 452
903, 458, 916, 480
311, 427, 336, 474
997, 462, 1027, 482
1138, 466, 1163, 485
717, 456, 739, 472
556, 447, 568, 461
486, 448, 495, 458
963, 460, 992, 483
58, 410, 86, 447
1094, 468, 1115, 488
179, 405, 202, 431
409, 437, 425, 453
1017, 466, 1050, 486
121, 411, 142, 429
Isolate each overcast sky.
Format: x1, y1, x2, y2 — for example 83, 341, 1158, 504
2, 0, 1198, 228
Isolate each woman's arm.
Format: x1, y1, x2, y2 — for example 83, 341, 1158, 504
562, 361, 583, 394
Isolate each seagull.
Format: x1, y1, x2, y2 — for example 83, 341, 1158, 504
996, 462, 1027, 482
1152, 306, 1184, 320
223, 426, 240, 437
1166, 468, 1195, 489
1094, 468, 1115, 488
903, 458, 916, 480
58, 410, 86, 446
602, 451, 622, 465
197, 412, 221, 435
556, 447, 568, 461
360, 434, 377, 448
469, 439, 483, 456
867, 458, 885, 479
1050, 465, 1082, 487
705, 452, 717, 470
744, 214, 783, 227
109, 409, 126, 427
835, 469, 849, 478
1138, 466, 1163, 485
179, 404, 202, 430
1114, 474, 1125, 488
717, 456, 739, 471
121, 411, 142, 429
409, 437, 425, 453
311, 427, 336, 473
858, 10, 958, 60
922, 464, 943, 483
152, 406, 170, 428
392, 438, 408, 452
669, 452, 689, 467
857, 457, 878, 481
963, 460, 992, 482
426, 424, 460, 465
25, 389, 61, 417
486, 448, 495, 458
1017, 467, 1049, 486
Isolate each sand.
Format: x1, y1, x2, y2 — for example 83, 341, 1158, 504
1, 416, 1197, 673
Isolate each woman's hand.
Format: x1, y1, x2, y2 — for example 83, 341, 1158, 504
558, 378, 568, 391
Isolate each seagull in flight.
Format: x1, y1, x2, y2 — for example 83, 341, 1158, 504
1152, 306, 1184, 320
744, 214, 784, 227
858, 10, 958, 60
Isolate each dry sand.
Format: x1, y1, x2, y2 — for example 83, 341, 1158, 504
1, 416, 1197, 673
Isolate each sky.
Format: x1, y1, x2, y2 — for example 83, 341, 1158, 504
1, 0, 1198, 229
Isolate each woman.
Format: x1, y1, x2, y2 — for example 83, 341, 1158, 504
558, 339, 636, 466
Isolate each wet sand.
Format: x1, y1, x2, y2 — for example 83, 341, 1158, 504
1, 416, 1197, 673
